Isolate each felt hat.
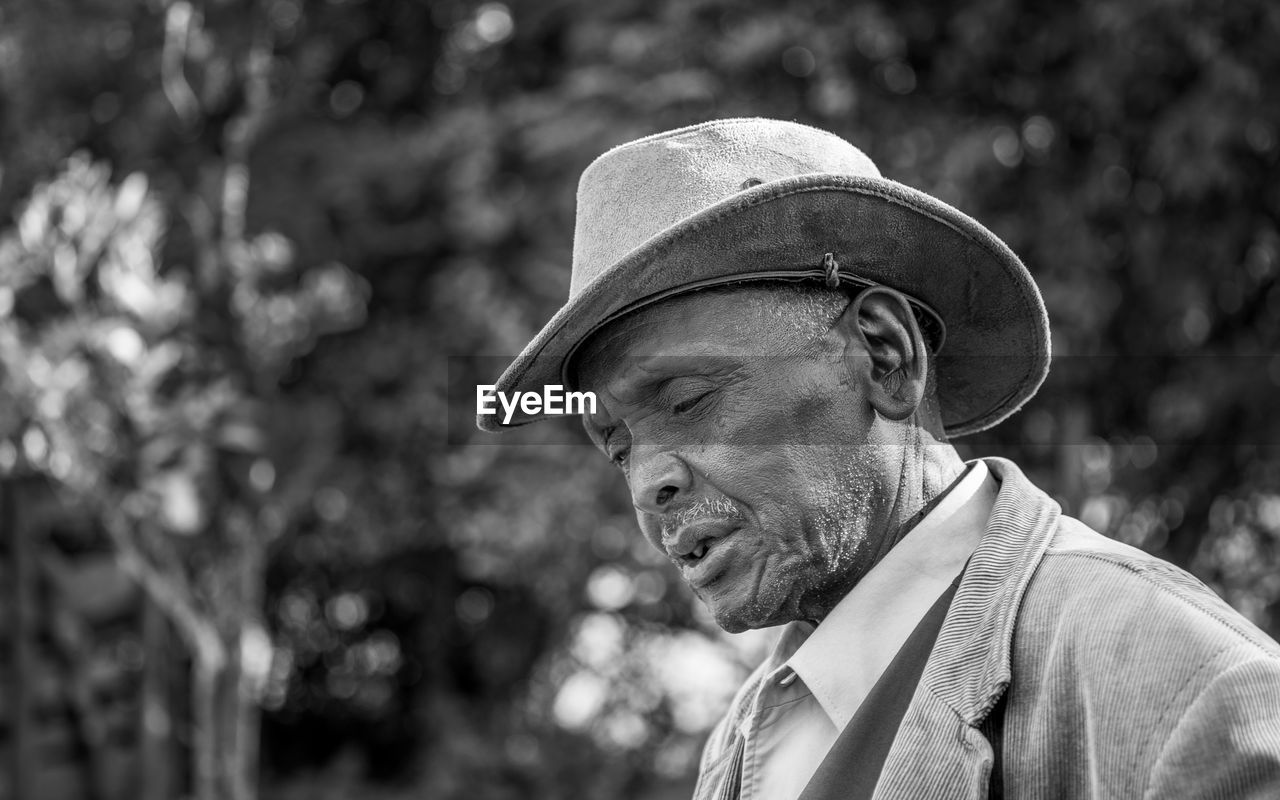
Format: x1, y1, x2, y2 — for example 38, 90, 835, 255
477, 118, 1050, 436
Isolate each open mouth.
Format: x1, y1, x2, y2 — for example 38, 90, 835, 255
668, 518, 740, 570
677, 531, 739, 589
678, 528, 735, 566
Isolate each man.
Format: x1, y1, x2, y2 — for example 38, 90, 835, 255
478, 119, 1280, 798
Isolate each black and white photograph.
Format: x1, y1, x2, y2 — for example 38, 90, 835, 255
1, 1, 1279, 798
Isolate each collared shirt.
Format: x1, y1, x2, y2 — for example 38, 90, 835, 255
734, 461, 995, 800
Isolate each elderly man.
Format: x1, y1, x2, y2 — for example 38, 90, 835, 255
478, 119, 1280, 799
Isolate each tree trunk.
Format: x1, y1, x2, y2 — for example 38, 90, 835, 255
191, 647, 246, 800
207, 631, 258, 800
233, 634, 263, 800
192, 650, 221, 800
190, 625, 264, 800
222, 642, 253, 800
141, 596, 177, 800
231, 526, 268, 800
6, 479, 36, 800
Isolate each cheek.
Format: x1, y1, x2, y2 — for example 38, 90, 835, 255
731, 376, 869, 449
805, 461, 878, 550
711, 447, 833, 558
760, 448, 883, 566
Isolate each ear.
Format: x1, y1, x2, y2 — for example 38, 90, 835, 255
836, 287, 929, 421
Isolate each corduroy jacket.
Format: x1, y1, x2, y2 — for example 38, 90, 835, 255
692, 458, 1280, 799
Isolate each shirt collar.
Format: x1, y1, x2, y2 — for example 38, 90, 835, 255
779, 460, 992, 730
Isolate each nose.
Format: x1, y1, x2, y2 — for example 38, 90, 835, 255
627, 445, 691, 516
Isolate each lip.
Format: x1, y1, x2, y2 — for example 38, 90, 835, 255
676, 524, 741, 588
668, 518, 739, 559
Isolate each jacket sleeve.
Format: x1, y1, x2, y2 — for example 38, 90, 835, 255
1145, 656, 1280, 799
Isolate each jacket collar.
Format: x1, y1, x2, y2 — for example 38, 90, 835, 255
920, 457, 1061, 724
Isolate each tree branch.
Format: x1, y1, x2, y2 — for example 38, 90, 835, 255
161, 0, 202, 127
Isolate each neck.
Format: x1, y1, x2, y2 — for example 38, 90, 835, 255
871, 437, 967, 563
882, 393, 966, 537
804, 421, 966, 624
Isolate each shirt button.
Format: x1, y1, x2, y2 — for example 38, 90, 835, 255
778, 670, 798, 687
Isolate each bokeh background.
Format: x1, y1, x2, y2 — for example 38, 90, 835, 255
1, 0, 1278, 798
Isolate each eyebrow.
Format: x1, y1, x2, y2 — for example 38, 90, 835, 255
582, 354, 741, 444
581, 362, 677, 447
581, 414, 610, 447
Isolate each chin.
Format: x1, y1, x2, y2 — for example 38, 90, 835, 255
714, 615, 753, 634
706, 596, 785, 633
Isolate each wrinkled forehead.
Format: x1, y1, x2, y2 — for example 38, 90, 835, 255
570, 288, 795, 390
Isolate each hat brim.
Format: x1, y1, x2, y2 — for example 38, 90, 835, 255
477, 173, 1049, 437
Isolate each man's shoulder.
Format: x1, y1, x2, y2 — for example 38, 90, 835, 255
1017, 515, 1280, 666
1000, 515, 1280, 795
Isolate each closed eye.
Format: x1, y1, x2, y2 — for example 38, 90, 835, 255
610, 447, 630, 468
673, 391, 713, 415
602, 425, 631, 469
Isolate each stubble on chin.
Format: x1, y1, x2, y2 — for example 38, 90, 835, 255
696, 450, 889, 631
788, 452, 886, 622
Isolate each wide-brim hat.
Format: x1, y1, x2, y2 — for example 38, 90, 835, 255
477, 118, 1049, 436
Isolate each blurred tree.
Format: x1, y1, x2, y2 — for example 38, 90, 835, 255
0, 2, 367, 799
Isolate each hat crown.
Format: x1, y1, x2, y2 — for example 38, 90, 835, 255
481, 118, 1050, 437
570, 118, 881, 295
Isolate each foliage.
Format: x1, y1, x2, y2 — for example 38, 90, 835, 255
1, 0, 1278, 798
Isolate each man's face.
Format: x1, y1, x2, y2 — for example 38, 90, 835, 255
575, 288, 903, 632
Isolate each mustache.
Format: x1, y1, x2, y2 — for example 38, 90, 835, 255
660, 496, 743, 538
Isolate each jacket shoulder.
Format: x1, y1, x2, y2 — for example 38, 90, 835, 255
1021, 515, 1280, 667
1002, 517, 1280, 797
